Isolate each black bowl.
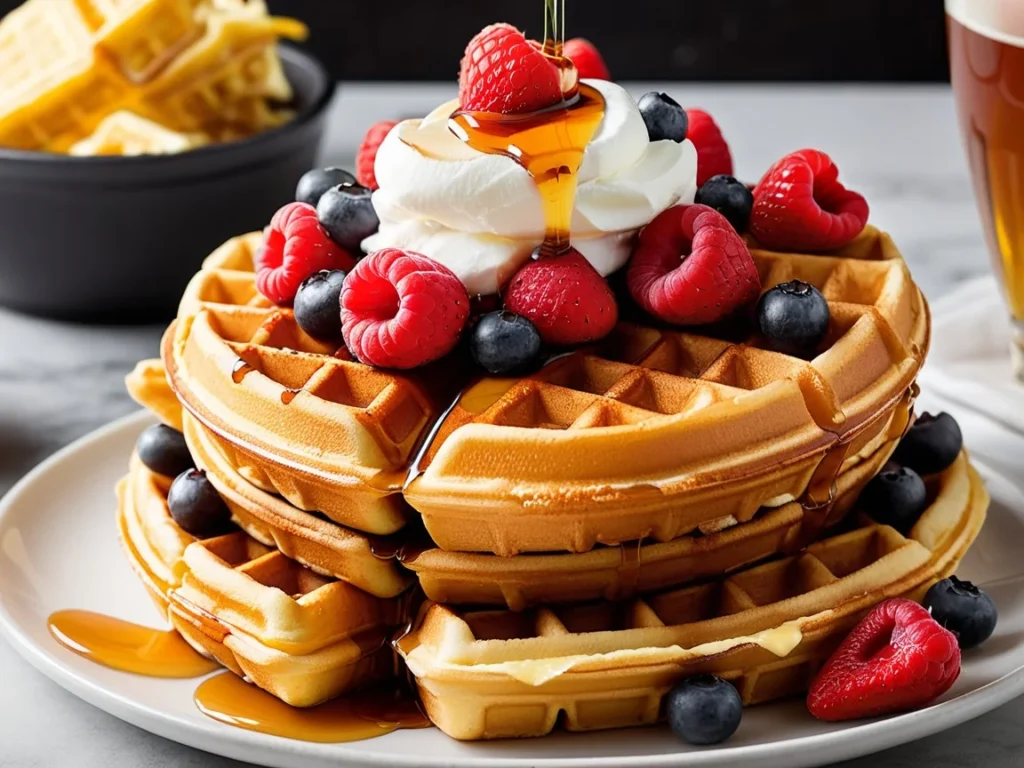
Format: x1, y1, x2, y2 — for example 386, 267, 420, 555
0, 45, 334, 322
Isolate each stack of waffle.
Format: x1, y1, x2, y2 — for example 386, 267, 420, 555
0, 0, 306, 154
120, 226, 988, 739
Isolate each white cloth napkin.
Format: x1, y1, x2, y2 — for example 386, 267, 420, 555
919, 275, 1024, 434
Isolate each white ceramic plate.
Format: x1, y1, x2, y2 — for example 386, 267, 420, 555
2, 409, 1024, 768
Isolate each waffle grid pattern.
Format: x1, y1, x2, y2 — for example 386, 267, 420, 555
168, 228, 926, 554
405, 454, 986, 739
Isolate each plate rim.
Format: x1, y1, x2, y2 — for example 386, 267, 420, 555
1, 409, 1023, 768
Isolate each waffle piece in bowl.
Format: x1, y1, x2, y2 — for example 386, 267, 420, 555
117, 452, 406, 707
403, 435, 898, 610
401, 451, 987, 740
69, 109, 208, 155
165, 227, 927, 555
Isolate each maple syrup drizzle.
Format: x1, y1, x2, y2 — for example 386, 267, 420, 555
449, 82, 604, 257
47, 610, 219, 678
231, 357, 254, 384
194, 673, 429, 743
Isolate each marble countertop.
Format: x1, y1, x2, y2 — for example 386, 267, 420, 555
0, 83, 1014, 768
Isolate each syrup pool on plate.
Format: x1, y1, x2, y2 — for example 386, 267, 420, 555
47, 610, 220, 678
194, 672, 429, 743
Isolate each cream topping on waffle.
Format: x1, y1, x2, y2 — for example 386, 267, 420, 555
403, 622, 804, 686
365, 79, 698, 295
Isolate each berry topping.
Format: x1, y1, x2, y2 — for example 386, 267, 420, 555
627, 205, 760, 326
923, 576, 998, 650
860, 462, 929, 534
356, 120, 399, 190
167, 469, 232, 538
563, 37, 610, 81
317, 183, 380, 255
894, 412, 964, 476
694, 174, 754, 233
666, 675, 743, 745
505, 248, 618, 346
470, 311, 543, 375
756, 280, 830, 356
807, 598, 961, 721
294, 269, 347, 341
341, 248, 469, 369
295, 167, 356, 207
255, 203, 355, 306
136, 424, 192, 479
685, 109, 733, 187
458, 23, 564, 114
750, 148, 869, 251
637, 92, 688, 143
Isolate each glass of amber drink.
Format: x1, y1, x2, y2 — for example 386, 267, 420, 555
948, 0, 1024, 380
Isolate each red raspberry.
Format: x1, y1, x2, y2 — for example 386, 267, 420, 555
808, 598, 961, 721
627, 205, 760, 326
686, 109, 733, 187
750, 148, 869, 252
355, 120, 398, 190
459, 23, 564, 114
341, 248, 469, 369
255, 203, 355, 306
563, 38, 610, 80
504, 248, 618, 346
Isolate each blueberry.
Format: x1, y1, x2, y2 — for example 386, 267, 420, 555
860, 462, 928, 534
316, 183, 379, 254
136, 424, 192, 478
294, 269, 346, 341
666, 675, 742, 745
295, 167, 356, 207
470, 311, 543, 375
638, 92, 688, 143
923, 576, 998, 650
756, 280, 830, 356
167, 469, 231, 538
695, 175, 754, 233
894, 412, 963, 476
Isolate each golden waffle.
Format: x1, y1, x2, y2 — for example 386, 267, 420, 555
183, 410, 414, 598
75, 0, 203, 83
404, 436, 897, 610
117, 453, 405, 707
0, 0, 132, 151
165, 226, 927, 554
69, 109, 208, 155
125, 360, 412, 597
166, 232, 434, 535
137, 7, 306, 136
0, 0, 304, 152
401, 452, 987, 740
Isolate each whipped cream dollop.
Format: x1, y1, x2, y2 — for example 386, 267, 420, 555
363, 80, 698, 296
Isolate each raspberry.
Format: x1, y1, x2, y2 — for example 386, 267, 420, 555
255, 203, 355, 306
686, 109, 733, 187
750, 148, 869, 252
459, 23, 564, 114
627, 205, 761, 326
504, 248, 618, 346
807, 599, 961, 721
563, 38, 610, 80
355, 120, 398, 190
341, 248, 469, 369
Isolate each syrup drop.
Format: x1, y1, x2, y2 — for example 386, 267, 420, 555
47, 610, 219, 678
231, 358, 255, 384
449, 83, 605, 257
194, 672, 430, 743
